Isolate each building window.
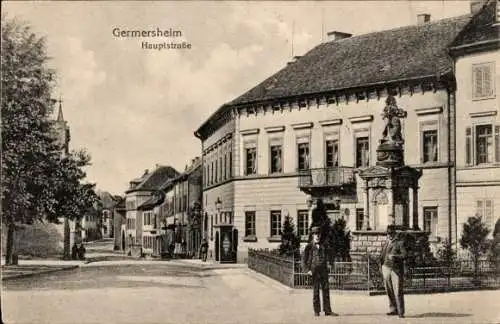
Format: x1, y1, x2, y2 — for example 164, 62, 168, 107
325, 139, 339, 168
210, 161, 214, 184
356, 136, 370, 167
126, 201, 136, 210
270, 210, 281, 237
422, 129, 438, 163
143, 212, 152, 226
215, 159, 218, 183
245, 211, 256, 237
219, 156, 223, 182
210, 214, 213, 240
224, 153, 228, 180
423, 207, 438, 239
476, 125, 495, 164
270, 144, 283, 173
467, 124, 500, 165
355, 208, 364, 230
472, 62, 495, 100
297, 210, 309, 237
297, 142, 310, 171
245, 147, 257, 175
229, 151, 232, 177
476, 199, 494, 230
126, 218, 136, 230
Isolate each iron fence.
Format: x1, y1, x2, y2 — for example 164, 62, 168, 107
247, 249, 294, 287
247, 248, 500, 293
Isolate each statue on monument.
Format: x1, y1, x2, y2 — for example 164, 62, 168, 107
380, 95, 407, 147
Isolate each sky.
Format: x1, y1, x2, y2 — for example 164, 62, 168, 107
2, 0, 471, 195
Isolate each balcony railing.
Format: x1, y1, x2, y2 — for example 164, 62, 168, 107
298, 167, 356, 188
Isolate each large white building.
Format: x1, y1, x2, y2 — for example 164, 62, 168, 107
194, 0, 499, 262
450, 0, 500, 245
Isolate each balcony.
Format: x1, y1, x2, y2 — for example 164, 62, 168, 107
298, 167, 356, 196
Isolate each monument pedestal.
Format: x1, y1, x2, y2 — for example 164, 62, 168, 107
357, 143, 423, 231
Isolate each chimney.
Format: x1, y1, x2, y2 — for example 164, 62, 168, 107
143, 169, 149, 176
470, 0, 485, 14
326, 31, 352, 42
417, 13, 431, 25
287, 56, 302, 66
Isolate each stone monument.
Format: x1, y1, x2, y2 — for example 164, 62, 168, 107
350, 96, 432, 274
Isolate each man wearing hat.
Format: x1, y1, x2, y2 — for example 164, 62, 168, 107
301, 226, 337, 317
379, 225, 408, 318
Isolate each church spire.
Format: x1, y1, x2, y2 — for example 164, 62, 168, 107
57, 95, 64, 122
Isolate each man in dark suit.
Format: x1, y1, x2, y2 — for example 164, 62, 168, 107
380, 225, 408, 318
301, 226, 337, 317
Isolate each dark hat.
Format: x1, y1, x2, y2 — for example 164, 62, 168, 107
310, 226, 321, 234
386, 225, 397, 234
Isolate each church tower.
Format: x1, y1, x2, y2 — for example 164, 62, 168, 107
53, 96, 70, 156
53, 96, 76, 259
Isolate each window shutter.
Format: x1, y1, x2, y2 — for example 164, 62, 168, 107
474, 67, 483, 98
483, 66, 492, 96
485, 200, 493, 228
495, 125, 500, 163
476, 200, 483, 218
466, 127, 472, 165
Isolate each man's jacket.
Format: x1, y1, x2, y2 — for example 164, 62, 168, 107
380, 237, 408, 275
301, 243, 333, 272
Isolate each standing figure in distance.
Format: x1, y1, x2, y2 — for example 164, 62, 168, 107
301, 226, 337, 317
200, 238, 208, 262
379, 225, 408, 318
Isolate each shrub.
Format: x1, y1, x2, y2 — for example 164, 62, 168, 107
436, 238, 456, 266
460, 216, 490, 281
279, 215, 300, 257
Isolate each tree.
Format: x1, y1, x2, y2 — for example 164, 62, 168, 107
460, 216, 490, 281
279, 214, 300, 258
331, 218, 351, 262
436, 238, 456, 267
1, 16, 97, 264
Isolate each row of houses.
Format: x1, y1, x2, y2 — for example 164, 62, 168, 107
114, 0, 499, 263
113, 158, 203, 257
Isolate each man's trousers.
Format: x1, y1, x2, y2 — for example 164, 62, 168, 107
382, 265, 405, 316
312, 265, 332, 314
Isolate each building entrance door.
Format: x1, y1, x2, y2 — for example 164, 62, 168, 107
217, 225, 237, 263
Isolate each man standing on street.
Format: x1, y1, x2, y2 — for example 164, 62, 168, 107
301, 226, 338, 317
200, 238, 208, 262
380, 225, 407, 318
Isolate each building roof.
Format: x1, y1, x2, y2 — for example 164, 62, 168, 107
450, 0, 499, 50
229, 15, 471, 106
97, 190, 118, 209
137, 190, 166, 211
126, 165, 179, 193
158, 157, 201, 192
114, 196, 126, 210
195, 13, 472, 138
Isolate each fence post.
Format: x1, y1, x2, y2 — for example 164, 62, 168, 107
367, 258, 370, 293
291, 255, 295, 288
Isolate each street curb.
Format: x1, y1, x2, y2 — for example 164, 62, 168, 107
368, 286, 500, 296
2, 265, 79, 282
244, 268, 296, 294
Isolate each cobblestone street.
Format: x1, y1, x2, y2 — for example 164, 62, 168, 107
3, 264, 499, 324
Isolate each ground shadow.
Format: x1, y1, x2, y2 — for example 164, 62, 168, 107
339, 313, 383, 317
410, 312, 472, 318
